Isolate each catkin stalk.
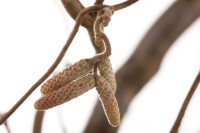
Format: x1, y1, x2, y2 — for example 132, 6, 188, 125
35, 74, 95, 110
96, 76, 120, 127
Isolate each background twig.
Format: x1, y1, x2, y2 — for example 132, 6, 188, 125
170, 71, 200, 133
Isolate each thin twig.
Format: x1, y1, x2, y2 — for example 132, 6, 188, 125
61, 0, 139, 54
61, 0, 106, 53
112, 0, 138, 11
170, 71, 200, 133
0, 5, 106, 125
33, 111, 45, 133
93, 7, 113, 57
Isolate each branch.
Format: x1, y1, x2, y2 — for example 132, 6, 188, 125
61, 0, 95, 28
0, 5, 106, 125
112, 0, 138, 11
170, 71, 200, 133
61, 0, 104, 53
61, 0, 139, 54
84, 0, 200, 132
0, 113, 10, 133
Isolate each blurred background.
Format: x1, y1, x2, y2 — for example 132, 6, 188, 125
0, 0, 200, 133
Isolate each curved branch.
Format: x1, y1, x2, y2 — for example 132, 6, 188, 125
61, 0, 104, 53
0, 5, 106, 125
84, 0, 200, 132
112, 0, 138, 11
61, 0, 139, 54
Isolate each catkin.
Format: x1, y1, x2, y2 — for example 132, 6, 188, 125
40, 59, 94, 94
35, 74, 95, 110
97, 58, 117, 93
96, 76, 120, 127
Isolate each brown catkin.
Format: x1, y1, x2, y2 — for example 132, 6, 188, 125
96, 76, 120, 127
40, 59, 94, 94
35, 74, 95, 110
97, 58, 117, 93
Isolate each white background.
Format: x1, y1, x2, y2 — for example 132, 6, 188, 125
0, 0, 200, 133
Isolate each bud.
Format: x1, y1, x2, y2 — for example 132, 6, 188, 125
41, 59, 94, 94
97, 58, 117, 93
35, 74, 95, 110
96, 76, 120, 127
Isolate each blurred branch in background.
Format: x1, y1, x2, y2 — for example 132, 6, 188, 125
84, 0, 200, 132
170, 71, 200, 133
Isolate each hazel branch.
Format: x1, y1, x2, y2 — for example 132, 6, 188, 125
0, 5, 106, 125
170, 71, 200, 133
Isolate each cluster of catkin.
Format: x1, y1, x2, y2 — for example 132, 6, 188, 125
34, 7, 120, 127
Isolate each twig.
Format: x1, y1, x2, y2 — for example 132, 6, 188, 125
84, 0, 200, 132
61, 0, 139, 54
0, 5, 106, 125
33, 111, 45, 133
112, 0, 138, 11
61, 0, 106, 53
170, 71, 200, 133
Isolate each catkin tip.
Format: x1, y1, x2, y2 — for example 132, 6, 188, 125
34, 100, 42, 110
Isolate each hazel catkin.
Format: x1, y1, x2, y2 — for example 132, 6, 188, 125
40, 59, 94, 94
35, 74, 95, 110
95, 75, 120, 127
97, 58, 117, 93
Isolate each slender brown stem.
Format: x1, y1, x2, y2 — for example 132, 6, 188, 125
61, 0, 138, 54
170, 71, 200, 133
93, 7, 113, 58
100, 33, 111, 56
112, 0, 138, 11
33, 111, 45, 133
0, 5, 106, 125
